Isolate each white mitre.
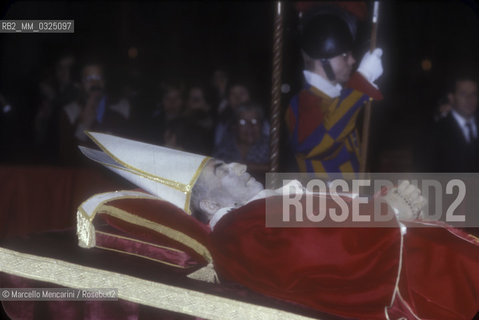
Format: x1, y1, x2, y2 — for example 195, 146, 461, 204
79, 131, 211, 214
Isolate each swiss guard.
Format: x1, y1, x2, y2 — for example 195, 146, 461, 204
286, 5, 383, 175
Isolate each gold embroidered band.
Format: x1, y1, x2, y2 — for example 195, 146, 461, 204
0, 247, 319, 320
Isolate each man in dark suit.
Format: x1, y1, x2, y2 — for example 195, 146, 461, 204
427, 73, 478, 172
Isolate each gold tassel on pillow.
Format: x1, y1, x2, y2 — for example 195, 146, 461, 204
187, 262, 220, 284
77, 210, 96, 248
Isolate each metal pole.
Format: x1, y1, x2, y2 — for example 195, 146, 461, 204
269, 1, 284, 174
359, 1, 379, 173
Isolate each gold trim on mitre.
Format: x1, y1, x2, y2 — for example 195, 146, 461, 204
82, 132, 211, 214
184, 157, 210, 213
86, 131, 191, 193
0, 247, 319, 320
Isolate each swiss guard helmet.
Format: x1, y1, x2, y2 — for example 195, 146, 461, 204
300, 14, 354, 81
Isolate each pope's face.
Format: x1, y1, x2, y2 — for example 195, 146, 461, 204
199, 159, 264, 208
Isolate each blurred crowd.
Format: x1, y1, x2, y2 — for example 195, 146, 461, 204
0, 47, 477, 176
0, 50, 272, 181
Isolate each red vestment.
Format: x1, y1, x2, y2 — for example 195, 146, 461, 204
75, 191, 479, 319
210, 196, 479, 319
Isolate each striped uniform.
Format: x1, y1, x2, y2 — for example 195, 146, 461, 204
286, 72, 382, 176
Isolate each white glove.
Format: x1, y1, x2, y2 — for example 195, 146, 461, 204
381, 181, 427, 222
357, 48, 384, 86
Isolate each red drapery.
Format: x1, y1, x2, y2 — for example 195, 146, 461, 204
0, 166, 125, 239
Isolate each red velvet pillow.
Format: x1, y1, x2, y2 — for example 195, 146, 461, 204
91, 196, 212, 274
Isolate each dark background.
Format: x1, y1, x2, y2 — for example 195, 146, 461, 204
0, 0, 478, 171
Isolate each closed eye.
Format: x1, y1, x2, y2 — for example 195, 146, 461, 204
214, 163, 226, 176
